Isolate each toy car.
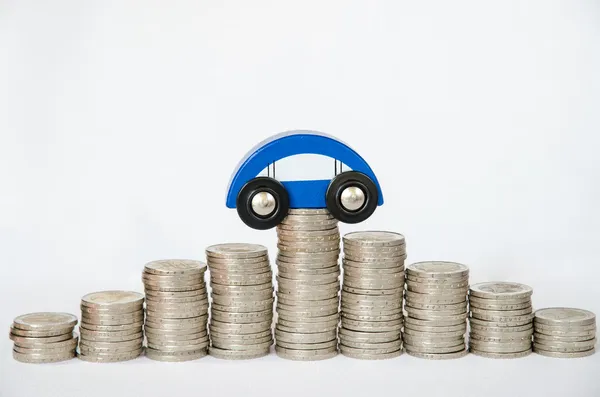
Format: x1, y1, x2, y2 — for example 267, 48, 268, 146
226, 130, 384, 230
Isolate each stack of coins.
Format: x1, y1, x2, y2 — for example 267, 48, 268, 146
274, 209, 340, 361
339, 231, 406, 359
78, 291, 144, 362
143, 259, 210, 361
403, 261, 469, 359
206, 243, 274, 359
468, 282, 534, 358
9, 312, 78, 363
533, 308, 596, 358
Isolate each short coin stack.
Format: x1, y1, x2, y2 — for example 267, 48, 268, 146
468, 282, 533, 358
275, 209, 340, 361
206, 243, 274, 360
339, 231, 406, 359
10, 312, 78, 363
403, 261, 469, 359
143, 260, 209, 361
78, 291, 144, 362
533, 307, 596, 358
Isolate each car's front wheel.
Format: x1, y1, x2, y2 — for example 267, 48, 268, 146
236, 177, 289, 230
326, 171, 378, 224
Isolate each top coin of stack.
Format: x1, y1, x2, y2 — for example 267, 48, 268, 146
533, 307, 596, 358
274, 208, 341, 361
78, 291, 145, 362
339, 231, 406, 360
143, 259, 209, 362
206, 243, 274, 360
403, 261, 470, 359
468, 282, 534, 359
9, 312, 78, 363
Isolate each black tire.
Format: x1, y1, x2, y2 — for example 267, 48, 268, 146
236, 177, 289, 230
326, 171, 378, 224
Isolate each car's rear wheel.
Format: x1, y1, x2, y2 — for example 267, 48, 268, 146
236, 177, 289, 230
326, 171, 378, 224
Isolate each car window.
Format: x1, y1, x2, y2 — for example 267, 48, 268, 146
257, 154, 352, 181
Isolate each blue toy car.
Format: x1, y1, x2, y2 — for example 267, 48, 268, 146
226, 130, 384, 230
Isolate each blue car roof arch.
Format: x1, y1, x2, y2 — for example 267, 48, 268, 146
226, 130, 384, 208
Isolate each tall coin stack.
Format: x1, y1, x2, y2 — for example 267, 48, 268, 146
275, 209, 340, 361
10, 312, 78, 363
339, 231, 406, 359
533, 307, 596, 358
206, 243, 274, 359
143, 260, 210, 361
78, 291, 144, 362
468, 282, 533, 358
403, 261, 469, 359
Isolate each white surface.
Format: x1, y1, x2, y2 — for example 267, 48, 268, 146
1, 0, 600, 396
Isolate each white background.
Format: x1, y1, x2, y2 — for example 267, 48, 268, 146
1, 0, 599, 396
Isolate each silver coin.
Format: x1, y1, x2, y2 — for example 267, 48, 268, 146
403, 342, 465, 354
277, 304, 339, 316
275, 329, 337, 344
341, 320, 401, 333
343, 258, 404, 270
470, 348, 531, 359
341, 306, 401, 317
9, 326, 74, 338
534, 332, 595, 342
533, 339, 596, 352
406, 285, 468, 296
405, 300, 467, 311
142, 272, 204, 284
145, 289, 207, 298
209, 320, 272, 333
343, 266, 404, 277
404, 322, 466, 334
211, 311, 273, 324
469, 340, 532, 353
471, 312, 534, 323
211, 339, 273, 351
343, 285, 403, 296
406, 310, 467, 322
211, 303, 273, 314
206, 254, 269, 265
339, 344, 401, 356
470, 330, 532, 342
81, 315, 144, 326
148, 341, 210, 352
404, 327, 465, 338
146, 315, 207, 325
344, 254, 407, 263
341, 348, 402, 360
534, 308, 596, 327
406, 274, 469, 284
145, 348, 207, 361
469, 282, 533, 300
77, 349, 143, 362
206, 243, 268, 259
80, 304, 143, 315
404, 348, 468, 360
276, 339, 337, 350
343, 231, 405, 247
9, 332, 73, 346
468, 299, 532, 311
405, 294, 467, 305
78, 331, 143, 343
534, 322, 596, 333
145, 326, 207, 336
469, 322, 533, 333
404, 316, 466, 327
533, 347, 595, 358
339, 327, 399, 339
403, 335, 465, 348
287, 208, 332, 215
146, 332, 207, 343
208, 346, 270, 360
13, 312, 78, 331
277, 243, 339, 254
79, 322, 143, 332
275, 322, 338, 334
470, 307, 533, 317
340, 338, 402, 349
277, 290, 339, 301
406, 261, 469, 279
81, 291, 144, 309
144, 259, 206, 275
406, 305, 467, 317
275, 345, 337, 361
469, 317, 532, 328
14, 338, 79, 354
13, 349, 75, 364
341, 312, 402, 323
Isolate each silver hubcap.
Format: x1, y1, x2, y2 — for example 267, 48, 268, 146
251, 191, 277, 217
340, 186, 366, 212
